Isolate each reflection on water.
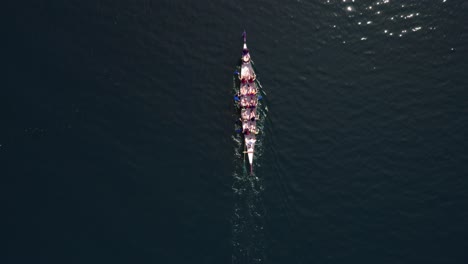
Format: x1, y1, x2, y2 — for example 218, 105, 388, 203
323, 0, 452, 41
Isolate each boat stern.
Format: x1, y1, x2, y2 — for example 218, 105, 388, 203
245, 136, 256, 168
248, 152, 254, 165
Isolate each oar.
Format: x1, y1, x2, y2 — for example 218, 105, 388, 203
243, 143, 246, 162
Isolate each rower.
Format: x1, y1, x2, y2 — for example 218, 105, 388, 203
240, 85, 247, 96
240, 97, 247, 107
249, 111, 256, 120
243, 110, 249, 120
248, 86, 256, 95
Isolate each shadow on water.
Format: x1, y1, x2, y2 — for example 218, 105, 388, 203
230, 68, 268, 264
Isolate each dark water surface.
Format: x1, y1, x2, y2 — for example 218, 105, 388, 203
4, 0, 468, 263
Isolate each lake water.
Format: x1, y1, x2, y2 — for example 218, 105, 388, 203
4, 0, 468, 263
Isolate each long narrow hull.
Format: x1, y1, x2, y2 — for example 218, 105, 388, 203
237, 32, 259, 174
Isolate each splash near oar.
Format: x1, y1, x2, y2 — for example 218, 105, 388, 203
234, 31, 262, 175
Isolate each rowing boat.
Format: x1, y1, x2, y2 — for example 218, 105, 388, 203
237, 31, 260, 174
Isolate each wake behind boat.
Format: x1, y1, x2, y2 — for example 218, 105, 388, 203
234, 31, 261, 174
